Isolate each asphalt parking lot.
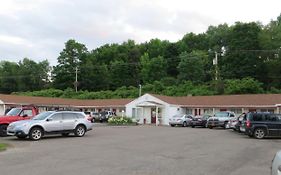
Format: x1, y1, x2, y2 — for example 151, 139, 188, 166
1, 125, 281, 175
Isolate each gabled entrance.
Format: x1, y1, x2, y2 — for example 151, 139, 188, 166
136, 101, 163, 125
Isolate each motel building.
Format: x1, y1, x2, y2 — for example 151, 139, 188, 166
126, 93, 281, 125
1, 93, 281, 126
0, 94, 132, 116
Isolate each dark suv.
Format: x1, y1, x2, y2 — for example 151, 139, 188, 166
245, 112, 281, 139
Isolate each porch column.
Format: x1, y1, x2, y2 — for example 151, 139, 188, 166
156, 106, 159, 126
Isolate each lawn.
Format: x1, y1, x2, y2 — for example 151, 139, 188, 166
0, 143, 8, 151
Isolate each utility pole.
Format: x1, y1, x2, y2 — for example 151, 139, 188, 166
139, 84, 142, 97
74, 67, 78, 92
213, 52, 218, 81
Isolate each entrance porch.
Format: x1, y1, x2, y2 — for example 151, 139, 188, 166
134, 101, 163, 126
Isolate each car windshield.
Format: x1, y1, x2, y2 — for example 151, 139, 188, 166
6, 108, 21, 116
202, 115, 210, 119
214, 112, 229, 118
33, 112, 53, 120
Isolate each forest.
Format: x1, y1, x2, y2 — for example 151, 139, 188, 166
1, 14, 281, 99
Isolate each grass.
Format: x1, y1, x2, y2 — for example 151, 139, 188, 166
0, 143, 8, 152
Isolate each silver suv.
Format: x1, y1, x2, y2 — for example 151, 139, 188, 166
7, 111, 93, 140
207, 111, 236, 129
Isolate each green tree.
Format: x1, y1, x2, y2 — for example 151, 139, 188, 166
52, 39, 88, 90
224, 77, 264, 94
0, 61, 20, 93
177, 51, 208, 83
220, 22, 262, 79
140, 53, 167, 83
18, 58, 50, 91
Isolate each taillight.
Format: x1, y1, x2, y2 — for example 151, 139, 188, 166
246, 120, 251, 128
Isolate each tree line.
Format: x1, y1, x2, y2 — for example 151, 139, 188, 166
1, 14, 281, 99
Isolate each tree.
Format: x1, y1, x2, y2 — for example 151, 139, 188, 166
177, 51, 208, 83
220, 22, 262, 79
0, 61, 20, 93
140, 53, 167, 83
52, 39, 88, 90
18, 58, 50, 91
224, 77, 264, 94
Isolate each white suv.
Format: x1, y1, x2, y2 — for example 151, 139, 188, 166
7, 111, 94, 140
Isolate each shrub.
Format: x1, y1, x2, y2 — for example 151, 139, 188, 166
108, 116, 133, 125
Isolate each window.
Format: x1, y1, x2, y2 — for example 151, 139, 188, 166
20, 109, 33, 117
63, 113, 77, 120
77, 113, 85, 119
229, 108, 242, 115
265, 114, 281, 122
203, 108, 213, 115
49, 114, 63, 121
185, 108, 192, 115
132, 108, 136, 118
252, 113, 263, 121
119, 108, 125, 112
260, 109, 274, 113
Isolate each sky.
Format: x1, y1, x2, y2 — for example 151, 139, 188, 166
0, 0, 281, 65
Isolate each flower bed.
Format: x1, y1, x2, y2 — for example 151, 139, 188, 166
108, 116, 134, 125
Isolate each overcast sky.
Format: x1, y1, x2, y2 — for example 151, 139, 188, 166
0, 0, 281, 65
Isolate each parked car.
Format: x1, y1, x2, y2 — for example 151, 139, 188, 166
245, 112, 281, 139
0, 106, 39, 136
169, 114, 193, 127
234, 113, 246, 133
91, 112, 100, 122
84, 111, 94, 122
190, 114, 212, 128
207, 111, 236, 129
99, 111, 114, 122
271, 150, 281, 175
7, 111, 93, 140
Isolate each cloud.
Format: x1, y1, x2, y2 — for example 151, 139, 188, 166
0, 0, 281, 65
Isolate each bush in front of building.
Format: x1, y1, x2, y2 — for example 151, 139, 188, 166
108, 116, 134, 125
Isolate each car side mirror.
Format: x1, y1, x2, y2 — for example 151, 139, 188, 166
46, 118, 52, 122
22, 114, 28, 117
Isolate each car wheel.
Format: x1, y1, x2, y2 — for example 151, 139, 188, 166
238, 127, 241, 133
0, 124, 8, 137
223, 122, 227, 129
170, 124, 175, 127
74, 125, 86, 137
208, 126, 213, 129
62, 133, 70, 137
254, 128, 266, 139
182, 122, 187, 127
16, 135, 27, 139
29, 127, 43, 141
191, 125, 195, 128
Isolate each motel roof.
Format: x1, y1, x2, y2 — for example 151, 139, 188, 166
0, 94, 133, 108
150, 94, 281, 108
1, 93, 281, 108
